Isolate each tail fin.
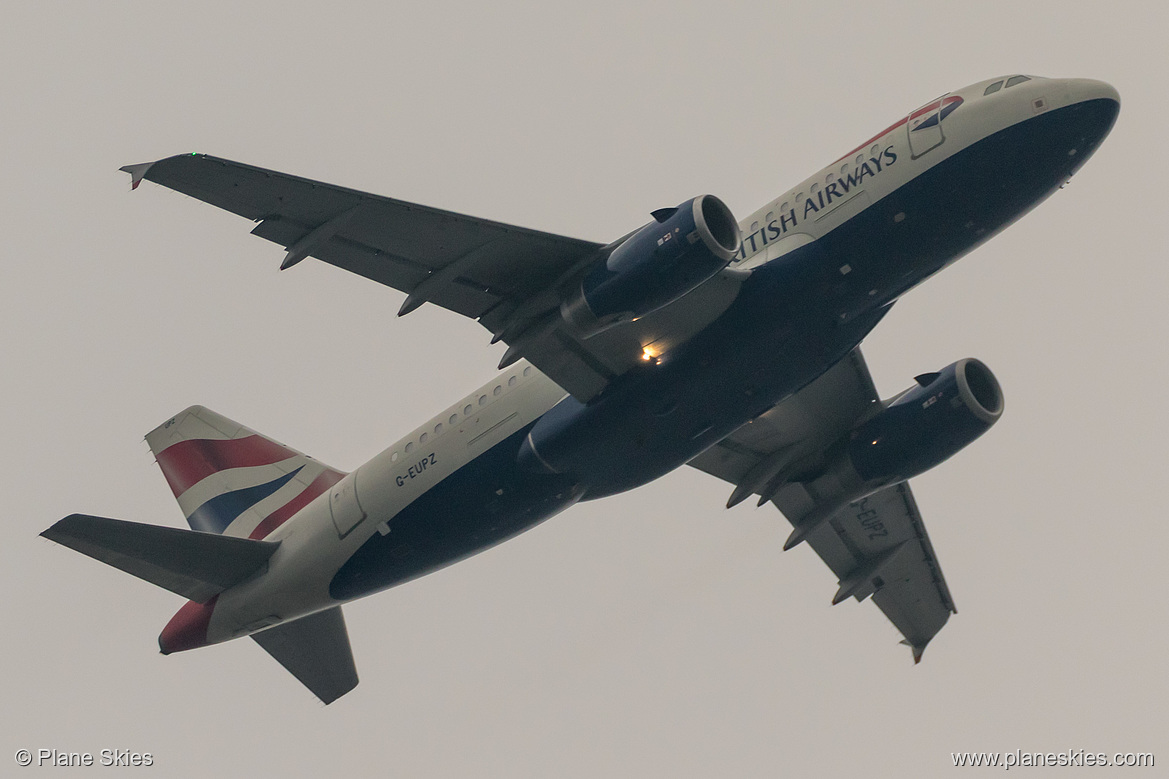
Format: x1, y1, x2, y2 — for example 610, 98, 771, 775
41, 514, 278, 603
146, 406, 345, 539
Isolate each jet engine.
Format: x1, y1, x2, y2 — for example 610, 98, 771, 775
842, 358, 1004, 491
771, 358, 1004, 550
561, 195, 741, 336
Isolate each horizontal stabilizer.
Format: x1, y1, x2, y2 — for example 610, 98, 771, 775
41, 514, 279, 603
251, 607, 358, 705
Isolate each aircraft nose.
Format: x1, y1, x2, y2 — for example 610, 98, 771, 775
1062, 78, 1121, 150
1062, 78, 1121, 108
158, 597, 217, 654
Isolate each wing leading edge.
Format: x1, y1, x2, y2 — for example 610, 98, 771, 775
688, 348, 956, 661
122, 154, 603, 323
122, 154, 744, 401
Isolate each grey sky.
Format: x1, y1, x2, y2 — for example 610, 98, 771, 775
3, 1, 1166, 776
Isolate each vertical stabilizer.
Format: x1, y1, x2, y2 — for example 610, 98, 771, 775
146, 406, 346, 539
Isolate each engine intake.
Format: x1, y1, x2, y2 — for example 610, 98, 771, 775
847, 358, 1004, 487
561, 195, 741, 336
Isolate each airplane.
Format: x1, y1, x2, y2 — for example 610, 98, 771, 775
43, 74, 1119, 704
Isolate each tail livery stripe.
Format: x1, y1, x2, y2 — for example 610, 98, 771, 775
147, 406, 348, 537
187, 467, 305, 534
159, 595, 218, 654
156, 435, 297, 498
249, 469, 345, 540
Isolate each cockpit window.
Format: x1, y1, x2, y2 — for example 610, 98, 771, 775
984, 80, 1004, 96
1006, 75, 1031, 88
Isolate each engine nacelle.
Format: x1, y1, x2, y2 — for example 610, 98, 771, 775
845, 358, 1004, 489
561, 195, 741, 336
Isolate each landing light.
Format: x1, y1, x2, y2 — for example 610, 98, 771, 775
641, 346, 662, 364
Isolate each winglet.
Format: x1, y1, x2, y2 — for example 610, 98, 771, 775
900, 639, 927, 664
118, 161, 156, 191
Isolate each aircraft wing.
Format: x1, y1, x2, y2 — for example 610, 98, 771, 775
122, 154, 744, 400
687, 348, 957, 661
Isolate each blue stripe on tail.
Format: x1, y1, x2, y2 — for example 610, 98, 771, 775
187, 467, 304, 534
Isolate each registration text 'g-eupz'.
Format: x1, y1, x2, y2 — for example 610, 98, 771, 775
396, 453, 437, 487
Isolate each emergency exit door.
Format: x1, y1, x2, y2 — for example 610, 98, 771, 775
330, 473, 367, 537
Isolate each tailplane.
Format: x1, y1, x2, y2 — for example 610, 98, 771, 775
146, 406, 346, 539
252, 607, 359, 704
41, 514, 278, 603
44, 407, 362, 705
42, 514, 360, 703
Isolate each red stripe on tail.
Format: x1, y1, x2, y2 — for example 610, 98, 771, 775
155, 435, 297, 498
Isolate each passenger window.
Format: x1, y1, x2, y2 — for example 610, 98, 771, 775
434, 423, 443, 434
523, 366, 532, 377
419, 432, 428, 444
984, 80, 1003, 95
464, 404, 473, 415
1006, 75, 1030, 88
405, 442, 414, 453
478, 395, 487, 406
391, 451, 399, 462
508, 375, 517, 387
449, 414, 458, 425
493, 385, 502, 396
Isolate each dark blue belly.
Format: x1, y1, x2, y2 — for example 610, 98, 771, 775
520, 98, 1120, 497
329, 98, 1119, 600
329, 425, 578, 601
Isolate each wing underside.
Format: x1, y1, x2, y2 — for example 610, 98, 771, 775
124, 154, 743, 400
688, 348, 956, 660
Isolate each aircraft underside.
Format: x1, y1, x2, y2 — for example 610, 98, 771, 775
42, 77, 1120, 703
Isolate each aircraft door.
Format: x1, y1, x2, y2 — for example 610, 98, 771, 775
906, 95, 947, 159
329, 473, 367, 538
